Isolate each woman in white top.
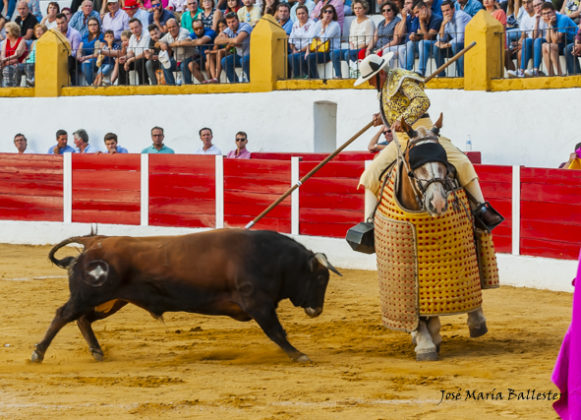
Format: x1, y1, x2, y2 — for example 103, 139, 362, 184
40, 1, 60, 30
288, 5, 315, 77
329, 0, 374, 78
304, 3, 341, 78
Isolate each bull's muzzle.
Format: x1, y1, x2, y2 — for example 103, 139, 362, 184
304, 307, 322, 318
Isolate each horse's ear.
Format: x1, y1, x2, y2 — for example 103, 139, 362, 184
401, 118, 417, 138
431, 113, 443, 136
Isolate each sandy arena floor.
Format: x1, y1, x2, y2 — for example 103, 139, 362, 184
0, 243, 571, 419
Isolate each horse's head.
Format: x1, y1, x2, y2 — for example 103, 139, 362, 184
401, 114, 452, 217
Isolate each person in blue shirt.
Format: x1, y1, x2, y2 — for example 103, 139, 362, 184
540, 2, 577, 75
48, 129, 76, 154
407, 0, 442, 75
183, 18, 216, 83
453, 0, 482, 17
73, 129, 100, 153
276, 3, 293, 35
103, 132, 129, 153
142, 126, 175, 154
433, 0, 471, 76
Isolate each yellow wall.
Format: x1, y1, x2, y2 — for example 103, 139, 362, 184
34, 29, 71, 97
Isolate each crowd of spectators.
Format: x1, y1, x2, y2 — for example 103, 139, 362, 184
1, 0, 581, 86
11, 127, 252, 158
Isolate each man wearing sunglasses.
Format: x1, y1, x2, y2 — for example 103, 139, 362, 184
226, 131, 251, 159
149, 0, 175, 33
195, 127, 223, 155
367, 125, 392, 153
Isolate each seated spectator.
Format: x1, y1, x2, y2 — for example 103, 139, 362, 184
118, 18, 150, 85
159, 18, 195, 84
103, 132, 128, 153
48, 129, 76, 154
102, 0, 129, 41
454, 0, 482, 17
149, 0, 174, 33
226, 131, 251, 158
484, 0, 506, 24
311, 0, 344, 31
394, 0, 417, 68
27, 0, 41, 22
142, 126, 175, 153
142, 0, 169, 10
0, 22, 27, 87
368, 125, 392, 153
559, 142, 581, 169
372, 1, 401, 56
22, 23, 45, 85
565, 24, 581, 74
540, 2, 577, 75
330, 0, 374, 78
73, 129, 99, 153
276, 3, 293, 35
56, 13, 82, 85
15, 1, 37, 40
195, 127, 222, 154
406, 0, 441, 75
77, 17, 104, 85
304, 4, 340, 79
40, 2, 59, 30
215, 11, 252, 82
291, 0, 315, 23
94, 29, 119, 85
13, 133, 28, 153
433, 0, 470, 77
184, 18, 215, 83
61, 7, 72, 22
168, 0, 188, 14
204, 17, 227, 82
200, 0, 223, 31
69, 0, 101, 39
507, 0, 536, 78
144, 24, 163, 84
123, 0, 150, 29
110, 29, 131, 82
560, 0, 580, 24
288, 5, 315, 78
181, 0, 203, 31
225, 0, 241, 14
237, 0, 261, 27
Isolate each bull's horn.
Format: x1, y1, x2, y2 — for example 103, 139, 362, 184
314, 253, 342, 276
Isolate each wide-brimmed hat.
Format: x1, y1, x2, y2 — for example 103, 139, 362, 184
354, 52, 393, 87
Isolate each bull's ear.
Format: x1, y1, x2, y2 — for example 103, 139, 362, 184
314, 253, 342, 276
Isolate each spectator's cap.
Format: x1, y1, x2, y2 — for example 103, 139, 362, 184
107, 0, 118, 3
354, 53, 394, 87
123, 0, 138, 8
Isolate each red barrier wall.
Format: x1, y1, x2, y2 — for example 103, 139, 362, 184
72, 154, 140, 225
520, 167, 581, 259
0, 154, 63, 221
299, 160, 365, 238
224, 159, 292, 232
149, 155, 216, 227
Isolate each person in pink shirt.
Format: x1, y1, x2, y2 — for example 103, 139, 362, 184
226, 131, 251, 158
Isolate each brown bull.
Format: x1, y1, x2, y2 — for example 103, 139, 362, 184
32, 229, 341, 363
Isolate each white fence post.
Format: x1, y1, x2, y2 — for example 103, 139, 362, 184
215, 155, 224, 228
291, 157, 300, 235
63, 153, 72, 224
140, 154, 149, 226
512, 164, 521, 256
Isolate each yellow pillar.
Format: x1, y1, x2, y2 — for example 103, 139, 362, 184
249, 14, 287, 92
464, 10, 504, 91
35, 29, 71, 97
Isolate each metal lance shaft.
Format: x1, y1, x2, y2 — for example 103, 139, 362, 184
245, 41, 477, 230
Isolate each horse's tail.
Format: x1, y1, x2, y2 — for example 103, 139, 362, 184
48, 235, 105, 269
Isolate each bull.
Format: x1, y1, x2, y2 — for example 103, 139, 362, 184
31, 229, 341, 363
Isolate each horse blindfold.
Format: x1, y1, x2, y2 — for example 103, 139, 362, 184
408, 142, 448, 171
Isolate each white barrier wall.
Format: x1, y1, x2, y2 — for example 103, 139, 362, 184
0, 88, 578, 168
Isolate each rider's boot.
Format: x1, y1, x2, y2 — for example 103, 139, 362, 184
464, 179, 504, 231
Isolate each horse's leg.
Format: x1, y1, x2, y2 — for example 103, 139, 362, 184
467, 308, 488, 338
413, 317, 438, 361
427, 316, 442, 353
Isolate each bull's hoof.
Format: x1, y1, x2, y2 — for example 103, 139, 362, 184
294, 354, 311, 363
469, 323, 488, 338
416, 351, 438, 362
30, 349, 44, 363
90, 348, 104, 361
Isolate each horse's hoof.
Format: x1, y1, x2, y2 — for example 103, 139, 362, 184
469, 323, 488, 338
416, 351, 438, 361
90, 348, 104, 361
30, 349, 44, 363
294, 354, 311, 363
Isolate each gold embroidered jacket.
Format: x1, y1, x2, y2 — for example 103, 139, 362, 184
381, 68, 430, 126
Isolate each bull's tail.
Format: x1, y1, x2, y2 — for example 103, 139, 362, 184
48, 235, 104, 269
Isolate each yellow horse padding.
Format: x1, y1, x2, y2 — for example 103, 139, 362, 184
374, 164, 497, 332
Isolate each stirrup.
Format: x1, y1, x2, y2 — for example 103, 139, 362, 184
473, 202, 504, 232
